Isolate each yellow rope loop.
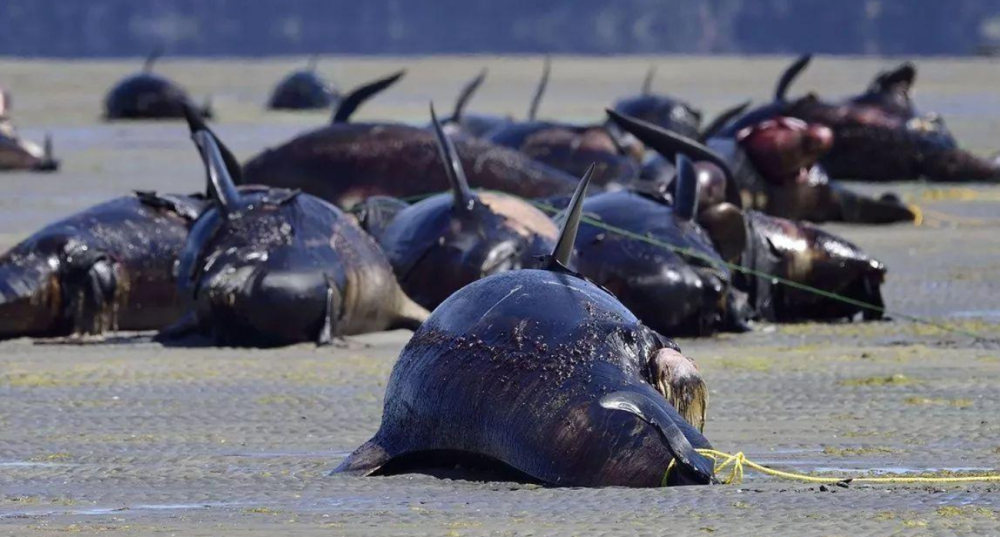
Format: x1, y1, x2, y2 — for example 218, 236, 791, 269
906, 189, 1000, 227
692, 449, 1000, 486
709, 451, 746, 484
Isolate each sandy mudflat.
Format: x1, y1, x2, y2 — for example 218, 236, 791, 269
1, 55, 1000, 536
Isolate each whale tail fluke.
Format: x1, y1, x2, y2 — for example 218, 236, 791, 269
390, 289, 431, 332
331, 439, 394, 476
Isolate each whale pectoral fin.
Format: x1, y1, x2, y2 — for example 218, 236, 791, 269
860, 275, 886, 322
62, 252, 119, 337
331, 439, 394, 476
599, 390, 716, 486
317, 286, 336, 346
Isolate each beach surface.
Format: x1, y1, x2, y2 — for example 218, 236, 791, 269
1, 55, 1000, 536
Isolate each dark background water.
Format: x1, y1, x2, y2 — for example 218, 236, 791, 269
2, 0, 1000, 58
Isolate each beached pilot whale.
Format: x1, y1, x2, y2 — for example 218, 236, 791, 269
574, 154, 750, 337
241, 70, 581, 208
612, 111, 889, 323
611, 65, 703, 139
104, 50, 212, 120
374, 104, 559, 310
0, 191, 205, 340
267, 56, 339, 111
614, 108, 915, 225
163, 108, 428, 347
732, 55, 1000, 182
482, 59, 644, 188
0, 87, 58, 172
436, 69, 513, 139
335, 166, 716, 487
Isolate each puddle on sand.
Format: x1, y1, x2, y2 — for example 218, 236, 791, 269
0, 501, 243, 519
0, 461, 75, 468
950, 310, 1000, 320
812, 466, 993, 475
222, 450, 351, 459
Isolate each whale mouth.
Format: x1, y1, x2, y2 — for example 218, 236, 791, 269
649, 348, 708, 432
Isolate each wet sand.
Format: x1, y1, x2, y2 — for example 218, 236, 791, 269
2, 56, 1000, 536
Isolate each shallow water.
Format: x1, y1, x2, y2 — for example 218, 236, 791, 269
1, 56, 1000, 536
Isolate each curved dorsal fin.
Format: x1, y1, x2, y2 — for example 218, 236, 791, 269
673, 154, 700, 221
143, 47, 164, 73
698, 100, 752, 143
451, 68, 487, 123
527, 56, 551, 121
429, 103, 474, 211
642, 65, 656, 96
182, 104, 240, 183
775, 54, 811, 102
871, 62, 916, 93
606, 109, 742, 209
332, 69, 406, 124
546, 163, 594, 269
184, 105, 243, 211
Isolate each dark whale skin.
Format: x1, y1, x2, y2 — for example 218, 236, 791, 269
104, 73, 209, 120
176, 186, 425, 347
241, 123, 581, 209
575, 190, 733, 337
738, 210, 887, 322
376, 191, 558, 311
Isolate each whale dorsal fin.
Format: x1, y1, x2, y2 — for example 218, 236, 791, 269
332, 70, 405, 124
143, 47, 164, 73
184, 106, 242, 212
430, 103, 474, 211
452, 69, 487, 123
527, 56, 551, 121
542, 163, 594, 270
775, 54, 811, 102
182, 104, 240, 184
606, 109, 742, 209
306, 55, 319, 73
599, 390, 716, 485
642, 65, 656, 96
870, 62, 916, 95
698, 100, 752, 142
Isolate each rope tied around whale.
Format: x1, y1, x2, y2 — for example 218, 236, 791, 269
663, 449, 1000, 486
529, 200, 995, 342
395, 189, 995, 341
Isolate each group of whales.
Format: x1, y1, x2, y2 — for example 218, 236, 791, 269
1, 54, 995, 488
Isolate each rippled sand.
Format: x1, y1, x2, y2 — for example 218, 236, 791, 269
1, 56, 1000, 536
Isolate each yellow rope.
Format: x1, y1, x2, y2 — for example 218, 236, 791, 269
668, 449, 1000, 485
907, 204, 924, 227
914, 187, 1000, 203
906, 188, 1000, 227
920, 208, 1000, 227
